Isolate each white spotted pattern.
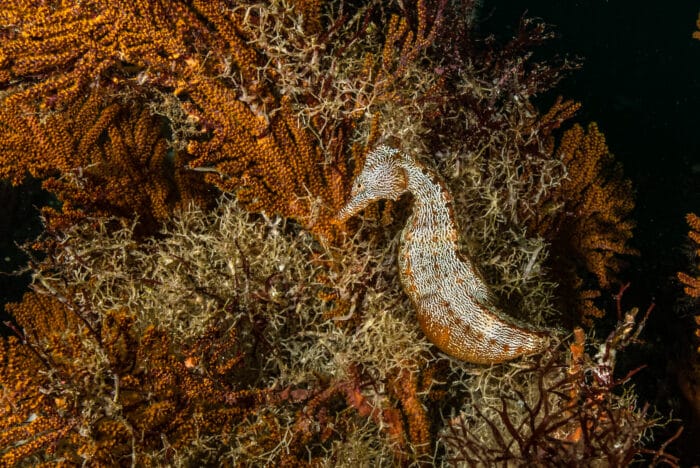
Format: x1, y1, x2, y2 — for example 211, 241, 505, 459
337, 146, 548, 364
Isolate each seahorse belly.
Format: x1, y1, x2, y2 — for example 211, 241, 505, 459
399, 239, 548, 364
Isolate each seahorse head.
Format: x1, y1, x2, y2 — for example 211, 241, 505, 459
337, 145, 408, 222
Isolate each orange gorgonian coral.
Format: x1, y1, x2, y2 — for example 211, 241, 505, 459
678, 213, 700, 299
0, 1, 220, 109
676, 213, 700, 429
0, 291, 272, 465
182, 0, 446, 241
0, 89, 212, 234
0, 0, 337, 236
530, 121, 637, 325
0, 0, 447, 242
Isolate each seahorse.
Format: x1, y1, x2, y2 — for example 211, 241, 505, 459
337, 145, 549, 364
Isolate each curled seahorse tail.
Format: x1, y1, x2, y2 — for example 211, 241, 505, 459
416, 303, 549, 365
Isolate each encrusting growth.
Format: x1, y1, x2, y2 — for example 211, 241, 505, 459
337, 146, 549, 364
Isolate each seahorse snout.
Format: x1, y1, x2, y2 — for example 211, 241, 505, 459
337, 145, 411, 223
336, 191, 371, 222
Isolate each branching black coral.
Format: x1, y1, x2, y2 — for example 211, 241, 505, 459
440, 297, 680, 467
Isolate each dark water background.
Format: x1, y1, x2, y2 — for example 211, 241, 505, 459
488, 1, 700, 461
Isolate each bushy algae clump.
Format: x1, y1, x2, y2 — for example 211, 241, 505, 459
1, 190, 667, 465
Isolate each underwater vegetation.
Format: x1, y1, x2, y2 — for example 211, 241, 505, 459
677, 213, 700, 438
0, 0, 690, 465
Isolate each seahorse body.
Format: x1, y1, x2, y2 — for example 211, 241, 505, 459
337, 146, 548, 364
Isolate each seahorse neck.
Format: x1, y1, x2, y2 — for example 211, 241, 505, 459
398, 157, 456, 238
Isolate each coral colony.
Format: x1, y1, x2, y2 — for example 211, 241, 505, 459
0, 0, 692, 465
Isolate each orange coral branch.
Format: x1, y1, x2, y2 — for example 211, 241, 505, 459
0, 90, 211, 234
530, 121, 637, 325
677, 213, 700, 431
0, 291, 272, 465
1, 0, 449, 243
0, 1, 230, 108
678, 213, 700, 298
389, 367, 431, 457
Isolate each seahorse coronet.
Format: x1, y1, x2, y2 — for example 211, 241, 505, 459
338, 145, 549, 364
